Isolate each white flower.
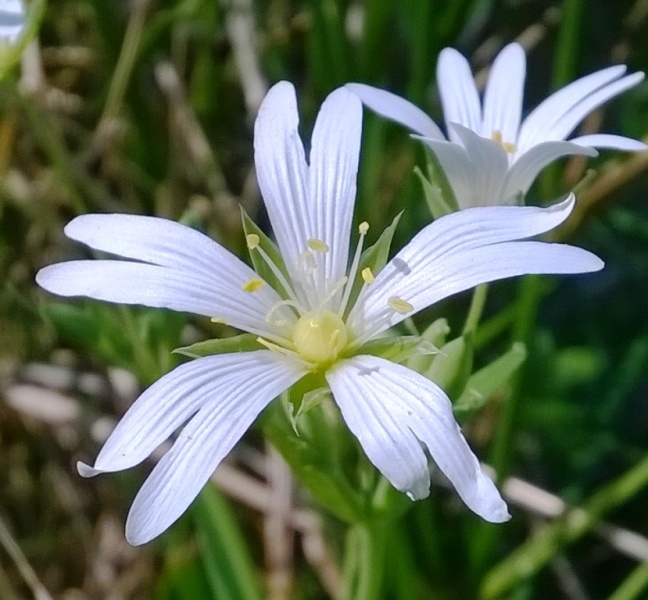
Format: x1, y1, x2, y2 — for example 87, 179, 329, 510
347, 43, 646, 209
0, 0, 25, 46
37, 82, 604, 545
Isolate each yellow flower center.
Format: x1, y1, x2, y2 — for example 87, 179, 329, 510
293, 310, 348, 366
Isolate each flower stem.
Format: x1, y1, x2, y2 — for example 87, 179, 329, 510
463, 283, 489, 335
340, 524, 385, 600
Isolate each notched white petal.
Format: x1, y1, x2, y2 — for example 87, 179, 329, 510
327, 356, 509, 522
123, 351, 305, 545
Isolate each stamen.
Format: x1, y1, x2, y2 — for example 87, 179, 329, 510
337, 221, 370, 317
246, 234, 260, 249
388, 296, 414, 315
320, 276, 348, 309
299, 250, 317, 275
256, 336, 295, 357
265, 299, 302, 326
362, 267, 375, 284
242, 278, 264, 293
307, 238, 329, 253
210, 317, 228, 325
253, 244, 301, 305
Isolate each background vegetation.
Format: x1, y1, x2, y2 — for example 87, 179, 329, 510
1, 0, 648, 598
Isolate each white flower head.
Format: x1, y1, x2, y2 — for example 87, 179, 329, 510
347, 42, 646, 209
0, 0, 25, 46
37, 81, 604, 545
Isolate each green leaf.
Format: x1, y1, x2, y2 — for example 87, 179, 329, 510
173, 334, 262, 359
454, 342, 527, 418
358, 335, 438, 364
193, 485, 264, 600
241, 207, 291, 298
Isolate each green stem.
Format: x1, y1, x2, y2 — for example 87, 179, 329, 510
608, 562, 648, 600
489, 276, 542, 480
470, 276, 544, 578
341, 524, 385, 600
463, 283, 489, 335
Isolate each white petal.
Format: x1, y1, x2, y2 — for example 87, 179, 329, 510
345, 83, 445, 139
436, 47, 482, 142
0, 0, 24, 42
37, 259, 286, 341
125, 352, 304, 545
308, 87, 363, 296
254, 82, 310, 281
80, 352, 303, 480
451, 124, 510, 204
569, 133, 648, 152
518, 66, 642, 151
326, 355, 509, 522
504, 141, 597, 200
482, 43, 526, 145
37, 213, 289, 338
349, 197, 603, 337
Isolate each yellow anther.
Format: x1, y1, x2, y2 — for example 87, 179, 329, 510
359, 221, 369, 235
361, 267, 375, 284
307, 238, 329, 253
293, 310, 348, 366
242, 278, 264, 293
210, 316, 228, 325
388, 296, 414, 315
491, 130, 517, 154
246, 234, 260, 249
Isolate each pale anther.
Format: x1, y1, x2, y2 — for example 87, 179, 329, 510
307, 238, 329, 253
210, 316, 228, 325
299, 250, 317, 274
361, 267, 374, 284
246, 234, 260, 250
388, 296, 414, 315
359, 221, 369, 235
242, 278, 264, 293
491, 130, 517, 154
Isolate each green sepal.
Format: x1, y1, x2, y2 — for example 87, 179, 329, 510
414, 148, 458, 219
454, 342, 527, 418
240, 208, 291, 298
425, 333, 474, 401
282, 371, 328, 433
405, 317, 451, 372
357, 335, 438, 364
343, 212, 402, 318
360, 211, 402, 275
173, 334, 262, 358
